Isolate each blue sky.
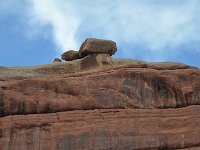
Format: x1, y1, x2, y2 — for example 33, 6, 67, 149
0, 0, 200, 68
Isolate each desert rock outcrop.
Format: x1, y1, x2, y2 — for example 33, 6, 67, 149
0, 39, 200, 149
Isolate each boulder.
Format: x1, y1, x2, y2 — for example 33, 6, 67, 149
53, 58, 62, 62
79, 38, 117, 58
61, 50, 80, 61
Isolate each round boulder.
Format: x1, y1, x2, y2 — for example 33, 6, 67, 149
53, 58, 62, 63
61, 50, 80, 61
79, 38, 117, 58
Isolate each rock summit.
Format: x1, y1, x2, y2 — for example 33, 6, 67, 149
60, 38, 117, 61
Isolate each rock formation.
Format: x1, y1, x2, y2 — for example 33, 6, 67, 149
0, 38, 200, 149
53, 58, 62, 63
61, 50, 80, 61
79, 38, 117, 58
61, 38, 117, 61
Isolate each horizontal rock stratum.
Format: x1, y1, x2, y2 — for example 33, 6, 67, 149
0, 41, 200, 149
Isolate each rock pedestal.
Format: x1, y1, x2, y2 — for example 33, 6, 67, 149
81, 54, 113, 69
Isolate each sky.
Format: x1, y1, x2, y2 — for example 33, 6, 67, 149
0, 0, 200, 68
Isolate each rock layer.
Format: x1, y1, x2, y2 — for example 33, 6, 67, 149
1, 106, 200, 150
0, 56, 200, 149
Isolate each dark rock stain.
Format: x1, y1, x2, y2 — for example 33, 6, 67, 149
0, 90, 4, 116
152, 77, 171, 100
58, 135, 76, 150
0, 128, 3, 139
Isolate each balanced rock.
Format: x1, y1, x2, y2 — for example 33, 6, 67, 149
53, 58, 62, 62
79, 38, 117, 58
61, 50, 80, 61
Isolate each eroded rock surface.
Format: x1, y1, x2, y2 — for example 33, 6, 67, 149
1, 106, 200, 150
0, 57, 200, 149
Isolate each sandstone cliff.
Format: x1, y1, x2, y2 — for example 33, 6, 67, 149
0, 53, 200, 149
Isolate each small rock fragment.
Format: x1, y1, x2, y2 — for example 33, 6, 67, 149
53, 58, 62, 63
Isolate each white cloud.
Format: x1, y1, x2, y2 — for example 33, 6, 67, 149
29, 0, 80, 52
28, 0, 200, 60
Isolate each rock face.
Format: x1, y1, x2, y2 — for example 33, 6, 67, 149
79, 38, 117, 58
0, 55, 200, 149
61, 50, 80, 61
